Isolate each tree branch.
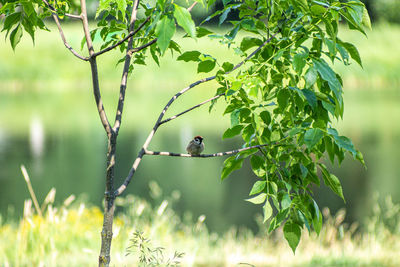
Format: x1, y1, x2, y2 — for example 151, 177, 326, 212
159, 93, 224, 125
41, 0, 88, 61
114, 31, 280, 196
188, 2, 198, 12
113, 0, 141, 134
144, 144, 272, 157
92, 16, 151, 58
129, 38, 158, 54
81, 0, 113, 135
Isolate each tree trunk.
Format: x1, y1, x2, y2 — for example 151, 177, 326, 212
98, 135, 117, 266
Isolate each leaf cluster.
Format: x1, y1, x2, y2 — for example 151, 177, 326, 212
193, 0, 370, 253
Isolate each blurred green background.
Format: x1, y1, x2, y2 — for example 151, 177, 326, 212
0, 19, 400, 235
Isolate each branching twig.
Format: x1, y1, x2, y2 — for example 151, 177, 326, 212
92, 16, 151, 58
81, 0, 113, 135
159, 93, 224, 125
188, 2, 198, 12
41, 0, 88, 61
129, 38, 158, 54
114, 31, 280, 196
113, 0, 141, 134
144, 144, 272, 158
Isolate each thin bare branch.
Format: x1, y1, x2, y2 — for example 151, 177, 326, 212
129, 38, 157, 54
81, 0, 113, 135
92, 16, 151, 58
41, 0, 88, 61
144, 144, 272, 157
115, 32, 280, 196
187, 2, 198, 12
42, 0, 82, 19
81, 0, 95, 56
113, 0, 141, 134
159, 93, 224, 125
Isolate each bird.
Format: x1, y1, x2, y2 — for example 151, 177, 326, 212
186, 136, 204, 155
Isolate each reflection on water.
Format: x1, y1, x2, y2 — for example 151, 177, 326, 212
29, 116, 45, 158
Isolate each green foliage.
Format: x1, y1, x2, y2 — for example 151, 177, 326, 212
198, 0, 370, 252
0, 0, 371, 253
0, 0, 49, 49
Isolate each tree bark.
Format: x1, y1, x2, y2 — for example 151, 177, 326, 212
99, 135, 117, 266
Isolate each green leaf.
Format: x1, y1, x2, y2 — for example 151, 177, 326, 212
293, 52, 307, 74
281, 193, 291, 210
173, 4, 196, 38
325, 173, 344, 201
288, 127, 302, 137
222, 125, 243, 139
241, 19, 257, 33
242, 124, 254, 142
150, 46, 160, 66
263, 201, 273, 222
268, 208, 290, 232
2, 12, 21, 33
21, 2, 35, 17
283, 221, 302, 253
230, 109, 240, 127
304, 67, 317, 88
197, 59, 216, 73
312, 200, 322, 235
319, 163, 345, 201
304, 128, 324, 149
219, 7, 231, 25
240, 37, 263, 51
302, 89, 317, 110
221, 156, 244, 180
333, 136, 356, 155
341, 41, 362, 67
245, 193, 267, 204
21, 17, 35, 43
177, 51, 201, 62
277, 89, 290, 110
10, 24, 23, 50
312, 58, 342, 103
249, 180, 266, 196
347, 3, 363, 27
222, 62, 234, 72
310, 5, 326, 16
96, 0, 113, 18
328, 128, 357, 155
155, 16, 176, 54
196, 27, 213, 38
362, 6, 371, 30
250, 155, 266, 177
116, 0, 127, 19
259, 110, 271, 125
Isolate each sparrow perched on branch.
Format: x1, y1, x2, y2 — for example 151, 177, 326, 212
186, 136, 204, 155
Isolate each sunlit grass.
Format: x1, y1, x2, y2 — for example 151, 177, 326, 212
1, 185, 399, 267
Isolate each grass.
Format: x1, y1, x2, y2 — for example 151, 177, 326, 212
1, 185, 400, 267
